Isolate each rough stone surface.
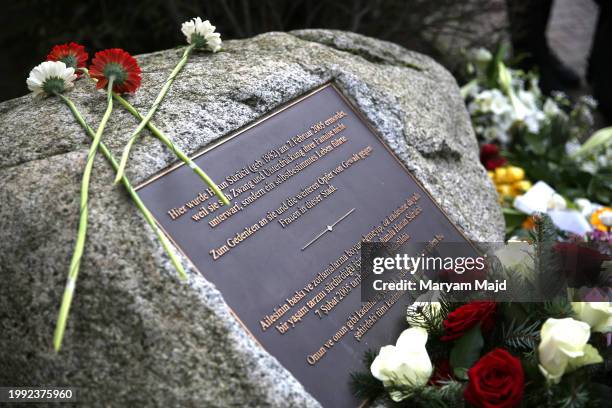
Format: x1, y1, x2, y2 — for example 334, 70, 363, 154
0, 30, 503, 406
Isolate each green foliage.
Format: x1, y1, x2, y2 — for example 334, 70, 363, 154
506, 106, 611, 204
349, 350, 386, 400
384, 380, 465, 408
503, 207, 528, 237
405, 293, 456, 362
588, 384, 612, 407
529, 214, 567, 300
349, 371, 385, 401
541, 298, 574, 319
449, 325, 483, 379
501, 318, 541, 352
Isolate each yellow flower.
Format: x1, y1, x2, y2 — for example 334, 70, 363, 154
590, 207, 612, 231
506, 166, 525, 183
492, 165, 529, 199
494, 167, 509, 184
497, 184, 513, 198
512, 180, 532, 195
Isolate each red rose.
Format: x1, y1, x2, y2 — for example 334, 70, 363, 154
442, 301, 496, 341
464, 348, 524, 408
480, 143, 507, 170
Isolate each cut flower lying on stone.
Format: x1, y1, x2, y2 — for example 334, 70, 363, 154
28, 44, 195, 352
181, 17, 222, 52
112, 17, 229, 205
89, 48, 142, 94
26, 61, 77, 97
47, 42, 89, 75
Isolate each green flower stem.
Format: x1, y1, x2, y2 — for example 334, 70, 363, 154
53, 91, 189, 352
53, 77, 115, 352
113, 44, 195, 185
112, 92, 230, 206
56, 93, 187, 280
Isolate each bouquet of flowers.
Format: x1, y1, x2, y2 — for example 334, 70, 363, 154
461, 45, 611, 242
351, 217, 612, 407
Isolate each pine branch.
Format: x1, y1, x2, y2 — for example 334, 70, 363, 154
350, 349, 385, 401
384, 380, 465, 408
350, 371, 385, 400
502, 319, 541, 351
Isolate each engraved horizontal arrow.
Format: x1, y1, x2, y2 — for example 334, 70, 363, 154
301, 208, 355, 251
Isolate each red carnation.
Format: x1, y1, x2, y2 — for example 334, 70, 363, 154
47, 42, 88, 75
442, 301, 496, 341
464, 348, 524, 408
480, 143, 507, 170
89, 48, 141, 94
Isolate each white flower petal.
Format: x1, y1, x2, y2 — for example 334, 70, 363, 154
26, 61, 76, 97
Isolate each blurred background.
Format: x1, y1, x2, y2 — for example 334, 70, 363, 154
2, 0, 508, 101
1, 0, 606, 119
1, 1, 609, 242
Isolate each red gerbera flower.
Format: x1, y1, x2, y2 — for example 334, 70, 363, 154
47, 42, 88, 75
89, 48, 141, 94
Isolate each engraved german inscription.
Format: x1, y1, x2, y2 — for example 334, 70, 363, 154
137, 83, 474, 408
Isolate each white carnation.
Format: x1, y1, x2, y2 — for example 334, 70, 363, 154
181, 17, 222, 52
26, 61, 76, 97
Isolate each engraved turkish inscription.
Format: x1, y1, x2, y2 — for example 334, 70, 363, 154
137, 83, 473, 408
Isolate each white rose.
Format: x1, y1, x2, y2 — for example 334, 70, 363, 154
406, 301, 441, 329
572, 302, 612, 333
538, 318, 603, 383
371, 327, 432, 401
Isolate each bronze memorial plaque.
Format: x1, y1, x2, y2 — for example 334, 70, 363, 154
137, 83, 473, 407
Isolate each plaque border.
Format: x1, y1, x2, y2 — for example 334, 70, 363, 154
134, 81, 478, 407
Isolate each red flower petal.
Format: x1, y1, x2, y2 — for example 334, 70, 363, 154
89, 48, 142, 94
480, 143, 499, 156
480, 143, 506, 170
464, 348, 524, 408
441, 301, 497, 341
485, 156, 507, 170
47, 42, 88, 76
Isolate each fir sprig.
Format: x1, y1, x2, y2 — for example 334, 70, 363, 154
502, 318, 541, 352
